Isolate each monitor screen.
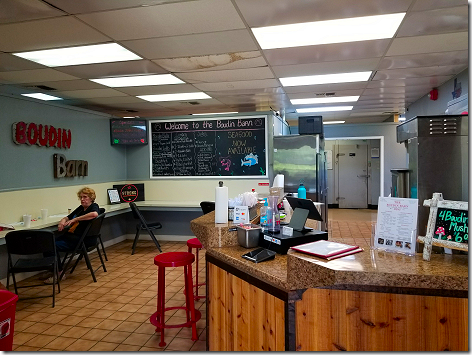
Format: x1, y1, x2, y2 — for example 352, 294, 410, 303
286, 197, 323, 221
110, 119, 148, 145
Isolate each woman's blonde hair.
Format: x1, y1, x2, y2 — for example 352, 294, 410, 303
77, 187, 96, 202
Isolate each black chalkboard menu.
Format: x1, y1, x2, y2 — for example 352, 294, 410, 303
110, 119, 148, 145
434, 208, 468, 243
150, 116, 267, 177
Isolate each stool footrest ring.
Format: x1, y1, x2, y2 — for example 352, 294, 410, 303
150, 308, 202, 330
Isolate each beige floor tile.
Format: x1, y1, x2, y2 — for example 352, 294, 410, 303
101, 330, 132, 344
64, 338, 98, 351
89, 341, 119, 351
127, 312, 151, 323
43, 336, 77, 350
21, 322, 53, 334
88, 309, 115, 318
122, 332, 153, 346
108, 310, 134, 321
76, 317, 103, 328
116, 343, 142, 351
41, 323, 72, 336
22, 312, 50, 322
114, 320, 142, 333
139, 345, 164, 351
134, 321, 158, 335
94, 319, 123, 331
23, 334, 56, 348
14, 320, 36, 332
12, 332, 38, 345
79, 328, 111, 342
165, 336, 197, 351
60, 326, 90, 339
72, 308, 96, 317
57, 314, 86, 326
118, 303, 143, 313
40, 314, 68, 324
12, 345, 41, 351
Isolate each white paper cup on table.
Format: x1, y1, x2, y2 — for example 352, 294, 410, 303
23, 214, 32, 228
41, 209, 48, 220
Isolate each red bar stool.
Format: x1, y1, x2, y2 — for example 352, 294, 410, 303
187, 238, 206, 300
150, 252, 201, 347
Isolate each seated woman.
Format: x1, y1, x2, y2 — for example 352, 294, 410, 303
44, 187, 99, 284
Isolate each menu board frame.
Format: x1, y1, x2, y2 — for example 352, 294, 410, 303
148, 115, 268, 179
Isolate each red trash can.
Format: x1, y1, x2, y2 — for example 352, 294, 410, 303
0, 290, 19, 351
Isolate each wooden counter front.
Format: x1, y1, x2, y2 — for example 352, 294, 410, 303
191, 212, 468, 351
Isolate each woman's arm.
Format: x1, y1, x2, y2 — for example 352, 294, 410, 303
63, 211, 98, 227
58, 216, 69, 231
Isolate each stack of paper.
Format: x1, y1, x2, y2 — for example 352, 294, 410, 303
290, 240, 363, 260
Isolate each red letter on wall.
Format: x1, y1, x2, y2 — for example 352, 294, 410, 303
12, 122, 27, 144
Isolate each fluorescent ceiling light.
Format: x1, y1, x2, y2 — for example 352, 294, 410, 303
90, 74, 183, 87
13, 43, 141, 67
291, 96, 359, 105
323, 120, 345, 125
281, 71, 371, 87
21, 93, 62, 101
252, 13, 405, 49
192, 112, 238, 115
297, 106, 353, 113
137, 92, 211, 102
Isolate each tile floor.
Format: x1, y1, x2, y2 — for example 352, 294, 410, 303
10, 208, 376, 351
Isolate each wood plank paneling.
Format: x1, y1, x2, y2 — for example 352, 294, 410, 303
296, 288, 468, 351
207, 262, 285, 351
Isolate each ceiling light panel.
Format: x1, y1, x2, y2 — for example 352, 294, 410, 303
13, 43, 141, 67
323, 121, 345, 125
90, 74, 184, 87
281, 71, 371, 87
21, 93, 62, 101
252, 13, 406, 49
297, 106, 353, 113
291, 96, 359, 105
137, 92, 211, 102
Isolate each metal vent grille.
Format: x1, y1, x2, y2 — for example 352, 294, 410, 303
429, 117, 458, 135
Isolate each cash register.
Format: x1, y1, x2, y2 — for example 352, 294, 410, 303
258, 197, 328, 254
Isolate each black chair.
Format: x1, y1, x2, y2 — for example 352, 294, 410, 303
200, 201, 215, 215
5, 230, 60, 307
98, 208, 108, 261
60, 213, 107, 283
129, 202, 162, 255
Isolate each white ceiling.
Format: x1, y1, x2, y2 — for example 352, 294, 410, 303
0, 0, 468, 124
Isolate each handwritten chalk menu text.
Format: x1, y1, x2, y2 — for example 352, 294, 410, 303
150, 116, 267, 177
434, 208, 468, 243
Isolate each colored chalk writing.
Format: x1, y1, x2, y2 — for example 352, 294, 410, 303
434, 208, 468, 243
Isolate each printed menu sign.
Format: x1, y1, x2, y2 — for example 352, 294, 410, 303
374, 197, 418, 255
434, 208, 468, 243
150, 116, 267, 178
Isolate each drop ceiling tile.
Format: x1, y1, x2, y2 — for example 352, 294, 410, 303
55, 60, 167, 79
77, 0, 245, 41
56, 88, 128, 99
272, 58, 380, 77
0, 0, 65, 24
155, 98, 224, 108
81, 96, 145, 105
411, 0, 467, 12
123, 30, 258, 59
0, 53, 47, 71
397, 6, 468, 37
176, 67, 274, 84
154, 51, 267, 73
216, 93, 288, 105
263, 39, 390, 66
287, 89, 363, 100
235, 0, 412, 27
193, 79, 279, 91
283, 82, 369, 94
377, 51, 468, 70
206, 87, 286, 96
0, 17, 110, 52
22, 79, 105, 91
45, 0, 197, 14
115, 84, 199, 96
357, 98, 406, 105
361, 93, 419, 100
366, 75, 454, 88
107, 101, 170, 110
0, 69, 78, 84
386, 32, 468, 56
373, 65, 466, 80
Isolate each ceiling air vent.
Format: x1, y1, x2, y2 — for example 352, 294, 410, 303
188, 101, 200, 105
126, 109, 138, 113
34, 85, 56, 91
314, 92, 336, 96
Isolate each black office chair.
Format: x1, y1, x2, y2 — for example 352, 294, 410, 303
129, 202, 162, 255
5, 230, 60, 307
98, 208, 108, 261
60, 213, 107, 283
200, 201, 216, 215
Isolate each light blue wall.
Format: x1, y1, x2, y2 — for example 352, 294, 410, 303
406, 68, 468, 119
0, 94, 127, 191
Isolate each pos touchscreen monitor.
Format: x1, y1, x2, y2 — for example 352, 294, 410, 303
286, 197, 323, 221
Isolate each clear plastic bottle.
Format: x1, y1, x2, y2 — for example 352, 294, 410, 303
267, 196, 280, 233
259, 198, 269, 232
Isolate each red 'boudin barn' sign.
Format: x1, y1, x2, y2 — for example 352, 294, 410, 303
12, 121, 71, 149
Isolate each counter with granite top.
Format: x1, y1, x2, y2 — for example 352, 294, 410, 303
192, 211, 468, 351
